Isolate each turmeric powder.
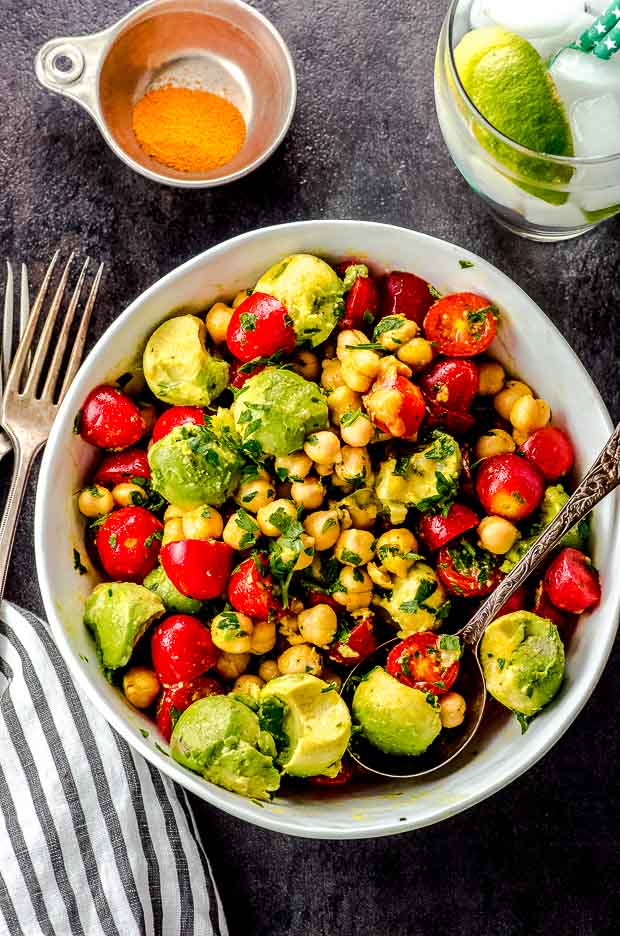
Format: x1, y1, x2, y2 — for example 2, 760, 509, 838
132, 85, 246, 174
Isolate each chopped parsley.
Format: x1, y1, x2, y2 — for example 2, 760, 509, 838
340, 548, 363, 566
144, 530, 163, 549
497, 657, 506, 671
459, 259, 475, 269
438, 634, 461, 653
72, 410, 82, 435
239, 312, 256, 332
340, 409, 363, 428
258, 696, 289, 753
108, 534, 118, 548
399, 578, 438, 615
373, 315, 406, 339
73, 549, 88, 575
515, 712, 531, 734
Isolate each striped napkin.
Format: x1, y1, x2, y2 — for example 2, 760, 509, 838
0, 601, 228, 936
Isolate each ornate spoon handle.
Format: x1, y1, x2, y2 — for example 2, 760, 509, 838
460, 422, 620, 648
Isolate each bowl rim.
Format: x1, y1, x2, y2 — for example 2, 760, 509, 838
35, 220, 620, 839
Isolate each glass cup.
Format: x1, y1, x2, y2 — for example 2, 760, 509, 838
434, 0, 620, 241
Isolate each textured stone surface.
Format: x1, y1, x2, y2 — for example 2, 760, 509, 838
1, 1, 619, 934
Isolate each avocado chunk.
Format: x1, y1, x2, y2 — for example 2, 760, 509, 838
170, 695, 280, 801
501, 484, 590, 573
143, 314, 229, 406
148, 421, 244, 509
481, 611, 565, 718
374, 561, 449, 636
259, 674, 351, 778
231, 368, 329, 458
143, 564, 203, 614
254, 254, 344, 347
375, 431, 462, 523
352, 667, 441, 756
84, 582, 165, 673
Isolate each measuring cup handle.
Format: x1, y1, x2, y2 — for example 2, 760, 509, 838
35, 31, 108, 115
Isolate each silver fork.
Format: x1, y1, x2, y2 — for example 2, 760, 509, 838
0, 262, 30, 463
0, 252, 104, 600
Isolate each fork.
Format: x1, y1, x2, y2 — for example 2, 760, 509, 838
0, 262, 30, 463
0, 252, 104, 600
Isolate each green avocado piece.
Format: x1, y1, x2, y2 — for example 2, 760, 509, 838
143, 314, 229, 406
375, 431, 462, 523
148, 421, 244, 509
171, 695, 280, 801
84, 582, 165, 673
481, 611, 565, 718
254, 254, 344, 347
259, 674, 351, 778
231, 368, 328, 458
374, 562, 449, 637
143, 564, 203, 614
500, 484, 590, 573
352, 667, 441, 756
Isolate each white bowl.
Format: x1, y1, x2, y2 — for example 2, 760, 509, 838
35, 221, 620, 839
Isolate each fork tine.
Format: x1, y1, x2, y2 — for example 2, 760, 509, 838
58, 262, 104, 403
6, 251, 59, 393
3, 261, 13, 384
22, 252, 74, 397
19, 264, 29, 336
41, 258, 89, 402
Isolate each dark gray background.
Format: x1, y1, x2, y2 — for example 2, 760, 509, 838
1, 1, 619, 934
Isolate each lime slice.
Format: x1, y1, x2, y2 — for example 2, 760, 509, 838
454, 27, 574, 205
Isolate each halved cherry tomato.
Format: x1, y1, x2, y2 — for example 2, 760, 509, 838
496, 585, 527, 618
94, 448, 151, 487
364, 372, 426, 439
328, 612, 377, 667
418, 502, 479, 551
424, 403, 476, 436
519, 426, 575, 482
80, 385, 145, 450
543, 548, 601, 614
152, 406, 205, 443
386, 632, 460, 694
532, 581, 567, 629
161, 539, 233, 600
151, 615, 219, 687
476, 453, 544, 521
156, 676, 223, 741
382, 271, 435, 326
341, 274, 380, 331
437, 540, 502, 598
335, 258, 365, 278
307, 591, 341, 612
227, 554, 280, 619
423, 293, 497, 357
226, 293, 296, 363
308, 760, 355, 787
229, 361, 265, 389
95, 506, 163, 581
419, 358, 479, 412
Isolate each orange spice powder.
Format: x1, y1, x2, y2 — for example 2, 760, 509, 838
132, 85, 246, 173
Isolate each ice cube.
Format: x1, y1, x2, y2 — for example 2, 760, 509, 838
570, 94, 620, 211
550, 47, 620, 103
470, 0, 493, 29
466, 157, 526, 214
477, 0, 586, 38
530, 12, 594, 60
523, 195, 586, 227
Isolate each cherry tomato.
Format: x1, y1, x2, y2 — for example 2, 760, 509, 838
476, 453, 544, 522
95, 506, 163, 582
386, 632, 460, 694
229, 361, 265, 389
80, 385, 145, 450
226, 293, 296, 363
423, 293, 497, 357
341, 275, 380, 331
306, 591, 341, 612
328, 613, 377, 667
532, 581, 568, 629
437, 541, 502, 598
227, 554, 280, 619
543, 548, 601, 614
152, 406, 205, 443
94, 448, 151, 487
364, 372, 425, 439
335, 258, 365, 277
151, 615, 219, 687
496, 585, 527, 618
419, 358, 479, 412
161, 539, 233, 601
308, 760, 355, 787
418, 503, 479, 551
156, 676, 223, 741
519, 426, 575, 482
382, 271, 435, 326
424, 403, 476, 436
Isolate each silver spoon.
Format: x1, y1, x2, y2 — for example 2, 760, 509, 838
343, 422, 620, 779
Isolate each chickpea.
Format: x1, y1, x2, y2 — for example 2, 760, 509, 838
279, 613, 305, 647
509, 396, 551, 434
164, 504, 186, 522
211, 611, 254, 654
439, 692, 467, 729
375, 315, 419, 351
291, 349, 320, 381
334, 446, 373, 490
222, 509, 260, 550
376, 355, 412, 380
332, 566, 373, 612
257, 498, 298, 537
233, 674, 264, 701
162, 518, 184, 547
216, 652, 251, 681
375, 528, 418, 577
77, 484, 114, 518
321, 358, 345, 391
478, 361, 505, 396
235, 478, 276, 513
474, 428, 516, 461
396, 337, 435, 370
275, 451, 312, 483
341, 363, 375, 394
340, 410, 374, 448
327, 385, 363, 424
367, 561, 393, 589
335, 529, 375, 566
337, 329, 382, 393
339, 490, 378, 530
206, 302, 234, 345
303, 509, 341, 551
493, 380, 533, 421
182, 505, 224, 540
337, 506, 354, 530
477, 516, 519, 555
232, 289, 252, 309
258, 659, 280, 682
250, 620, 277, 655
291, 477, 325, 510
321, 668, 342, 692
303, 431, 341, 468
277, 644, 323, 677
298, 604, 338, 648
139, 404, 157, 435
316, 462, 335, 478
123, 666, 161, 709
364, 384, 409, 439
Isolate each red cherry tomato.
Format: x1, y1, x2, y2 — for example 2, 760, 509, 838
496, 585, 527, 618
308, 760, 355, 787
95, 507, 163, 582
532, 582, 568, 629
423, 293, 497, 357
307, 591, 341, 612
160, 539, 233, 601
80, 385, 145, 450
94, 448, 151, 487
328, 613, 377, 667
418, 503, 479, 551
543, 548, 601, 614
424, 403, 476, 436
382, 271, 435, 326
476, 453, 545, 521
340, 275, 380, 331
419, 358, 479, 412
437, 541, 502, 598
335, 258, 365, 277
156, 676, 223, 741
151, 615, 219, 687
386, 632, 460, 694
226, 293, 296, 363
152, 406, 205, 443
519, 427, 575, 482
227, 554, 280, 619
364, 372, 426, 439
229, 361, 265, 389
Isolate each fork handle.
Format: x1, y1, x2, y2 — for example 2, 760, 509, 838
0, 437, 42, 601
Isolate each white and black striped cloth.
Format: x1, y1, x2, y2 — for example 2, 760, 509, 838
0, 601, 228, 936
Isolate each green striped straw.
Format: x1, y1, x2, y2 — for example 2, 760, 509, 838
569, 3, 620, 58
